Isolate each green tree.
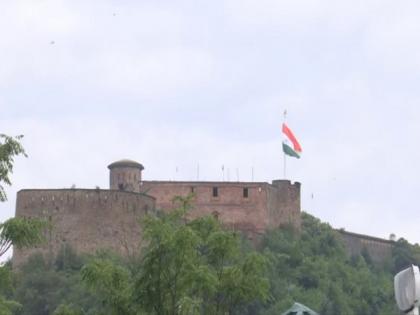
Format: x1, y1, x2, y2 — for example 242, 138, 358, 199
259, 212, 396, 315
82, 258, 134, 315
0, 134, 45, 315
392, 238, 420, 273
133, 197, 269, 315
0, 217, 46, 257
14, 250, 102, 315
53, 304, 82, 315
82, 196, 269, 315
0, 134, 26, 202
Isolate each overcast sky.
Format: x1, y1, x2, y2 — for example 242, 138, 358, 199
2, 0, 420, 250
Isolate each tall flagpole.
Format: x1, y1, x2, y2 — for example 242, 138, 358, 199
283, 109, 287, 179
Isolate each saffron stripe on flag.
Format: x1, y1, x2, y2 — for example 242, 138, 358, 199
282, 123, 302, 153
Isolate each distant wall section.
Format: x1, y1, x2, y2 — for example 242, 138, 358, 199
13, 189, 155, 267
267, 180, 301, 230
141, 180, 301, 236
337, 230, 393, 264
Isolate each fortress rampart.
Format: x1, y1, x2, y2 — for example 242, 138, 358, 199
13, 188, 155, 266
337, 230, 394, 264
13, 158, 395, 267
141, 179, 301, 237
12, 159, 302, 265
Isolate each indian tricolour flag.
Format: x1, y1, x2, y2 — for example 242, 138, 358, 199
282, 123, 302, 159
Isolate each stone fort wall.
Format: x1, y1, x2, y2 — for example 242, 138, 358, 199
12, 159, 395, 266
141, 179, 301, 237
337, 230, 394, 264
267, 180, 301, 230
13, 189, 155, 267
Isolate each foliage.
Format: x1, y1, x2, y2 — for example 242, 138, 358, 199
0, 134, 27, 202
391, 238, 420, 273
81, 258, 134, 315
80, 196, 269, 315
0, 217, 47, 257
9, 197, 420, 314
0, 262, 21, 315
52, 304, 82, 315
13, 248, 102, 315
0, 133, 47, 315
257, 212, 398, 315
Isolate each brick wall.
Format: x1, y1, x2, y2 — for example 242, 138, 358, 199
337, 230, 393, 264
141, 180, 301, 236
13, 189, 155, 267
267, 180, 301, 230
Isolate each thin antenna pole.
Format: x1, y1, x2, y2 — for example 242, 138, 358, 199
283, 109, 287, 179
222, 165, 225, 181
284, 156, 287, 179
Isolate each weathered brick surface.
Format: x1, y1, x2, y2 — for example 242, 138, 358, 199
13, 160, 302, 265
141, 180, 301, 236
267, 180, 301, 230
13, 159, 396, 266
337, 230, 393, 264
13, 189, 154, 267
108, 160, 144, 193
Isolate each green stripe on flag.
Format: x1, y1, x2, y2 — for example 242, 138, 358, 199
283, 142, 300, 159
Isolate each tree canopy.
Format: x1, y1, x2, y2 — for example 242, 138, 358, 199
81, 196, 269, 315
0, 134, 45, 315
0, 134, 26, 202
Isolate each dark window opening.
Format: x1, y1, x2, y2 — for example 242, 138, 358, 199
212, 187, 218, 197
118, 183, 124, 190
212, 211, 220, 219
243, 187, 249, 198
191, 186, 195, 193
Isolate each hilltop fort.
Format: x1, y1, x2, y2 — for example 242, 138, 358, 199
12, 159, 393, 266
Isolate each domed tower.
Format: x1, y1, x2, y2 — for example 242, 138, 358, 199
108, 159, 144, 193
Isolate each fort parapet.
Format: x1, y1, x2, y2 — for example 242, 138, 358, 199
13, 188, 154, 266
141, 179, 301, 237
14, 158, 395, 267
12, 159, 302, 265
337, 229, 394, 264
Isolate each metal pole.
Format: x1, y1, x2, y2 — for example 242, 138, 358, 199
283, 109, 287, 179
284, 153, 286, 179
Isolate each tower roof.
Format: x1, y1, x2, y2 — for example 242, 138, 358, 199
107, 159, 144, 170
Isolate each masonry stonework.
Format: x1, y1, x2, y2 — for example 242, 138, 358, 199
337, 230, 394, 264
12, 159, 302, 266
15, 159, 396, 267
13, 188, 154, 267
140, 180, 301, 237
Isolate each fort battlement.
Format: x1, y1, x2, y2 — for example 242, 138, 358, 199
141, 179, 300, 236
12, 160, 301, 265
12, 159, 397, 266
337, 229, 394, 264
13, 188, 155, 266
